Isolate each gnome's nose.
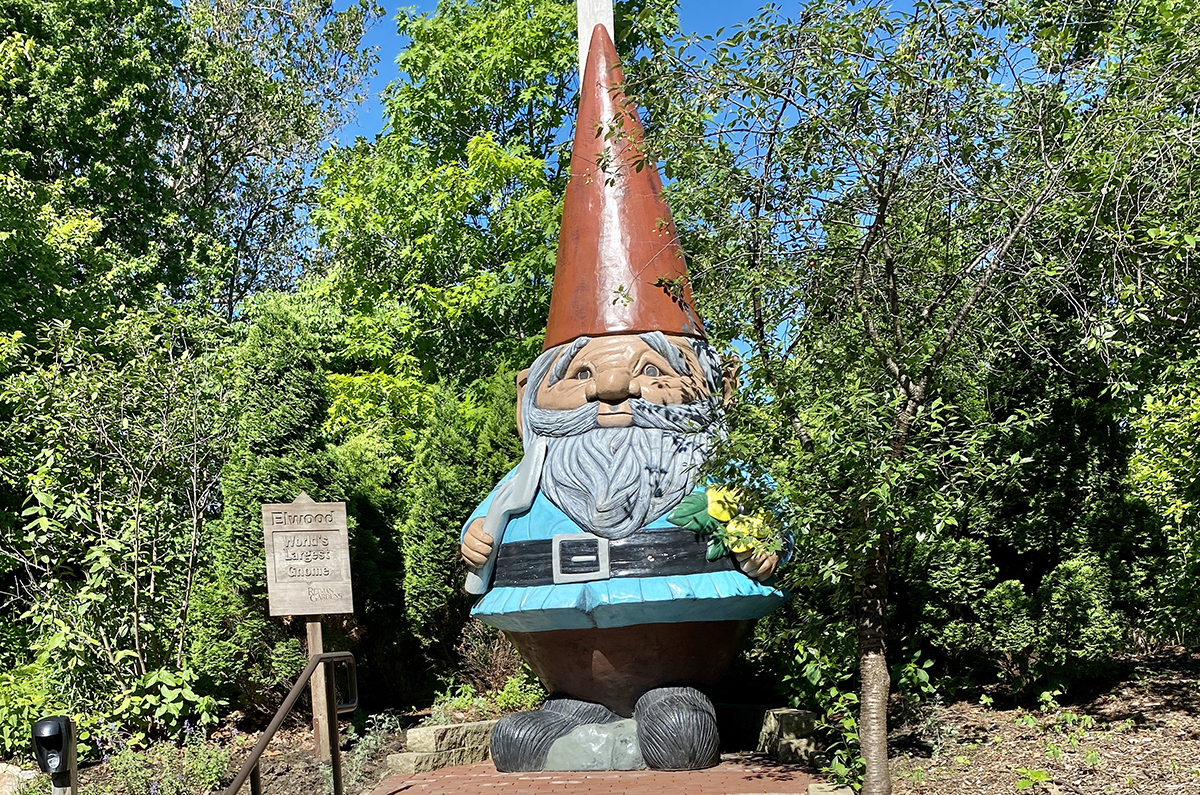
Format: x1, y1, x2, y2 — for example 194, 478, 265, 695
588, 369, 641, 403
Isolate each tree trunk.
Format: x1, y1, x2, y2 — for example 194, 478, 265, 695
858, 539, 892, 795
858, 399, 917, 793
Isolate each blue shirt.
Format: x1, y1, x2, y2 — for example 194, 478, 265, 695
462, 469, 789, 632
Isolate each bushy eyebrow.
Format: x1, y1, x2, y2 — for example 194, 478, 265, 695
547, 336, 592, 385
638, 331, 692, 376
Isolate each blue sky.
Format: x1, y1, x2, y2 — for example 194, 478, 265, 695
338, 1, 765, 144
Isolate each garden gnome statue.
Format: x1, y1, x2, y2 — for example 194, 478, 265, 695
460, 22, 789, 772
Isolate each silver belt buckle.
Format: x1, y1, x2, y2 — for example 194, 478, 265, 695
552, 533, 610, 584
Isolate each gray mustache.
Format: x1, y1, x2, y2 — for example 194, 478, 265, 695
525, 397, 719, 438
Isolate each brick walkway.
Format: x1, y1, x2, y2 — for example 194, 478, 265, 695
369, 755, 821, 795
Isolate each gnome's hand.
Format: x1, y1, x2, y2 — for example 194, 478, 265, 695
734, 550, 779, 582
461, 518, 494, 568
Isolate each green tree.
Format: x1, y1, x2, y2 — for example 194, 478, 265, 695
315, 0, 679, 390
0, 0, 382, 740
0, 307, 233, 746
398, 374, 522, 664
189, 292, 344, 710
169, 0, 382, 317
0, 0, 381, 340
641, 0, 1200, 789
0, 0, 185, 337
1127, 357, 1200, 645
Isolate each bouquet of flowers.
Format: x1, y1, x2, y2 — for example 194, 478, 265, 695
667, 486, 783, 562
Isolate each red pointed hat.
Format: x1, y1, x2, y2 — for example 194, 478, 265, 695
542, 24, 705, 351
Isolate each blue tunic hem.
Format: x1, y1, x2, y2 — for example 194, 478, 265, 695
470, 571, 789, 632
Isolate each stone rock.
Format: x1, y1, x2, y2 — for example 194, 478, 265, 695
757, 708, 819, 762
774, 737, 819, 764
543, 719, 644, 771
0, 765, 40, 795
386, 744, 489, 775
405, 719, 498, 754
760, 708, 818, 744
807, 783, 855, 794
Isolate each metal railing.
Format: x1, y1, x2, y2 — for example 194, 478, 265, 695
224, 651, 358, 795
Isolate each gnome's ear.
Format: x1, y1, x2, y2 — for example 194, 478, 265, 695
515, 368, 531, 437
721, 355, 742, 407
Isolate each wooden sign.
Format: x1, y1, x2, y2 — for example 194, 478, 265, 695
262, 493, 353, 616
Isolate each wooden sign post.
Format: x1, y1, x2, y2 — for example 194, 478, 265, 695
262, 493, 354, 762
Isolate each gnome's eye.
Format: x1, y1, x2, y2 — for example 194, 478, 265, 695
642, 364, 662, 378
574, 368, 593, 380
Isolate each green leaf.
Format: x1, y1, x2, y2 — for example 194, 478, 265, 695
706, 539, 728, 561
667, 492, 709, 526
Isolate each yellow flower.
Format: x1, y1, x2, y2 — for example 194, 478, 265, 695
725, 516, 754, 552
726, 512, 780, 553
705, 486, 742, 523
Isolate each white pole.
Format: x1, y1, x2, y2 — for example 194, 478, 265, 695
576, 0, 615, 78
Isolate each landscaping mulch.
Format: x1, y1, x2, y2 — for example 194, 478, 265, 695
891, 650, 1200, 794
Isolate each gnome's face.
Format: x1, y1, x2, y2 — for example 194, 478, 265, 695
518, 331, 726, 540
533, 335, 712, 426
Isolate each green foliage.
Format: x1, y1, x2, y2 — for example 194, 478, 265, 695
184, 580, 307, 711
316, 0, 571, 382
891, 648, 938, 718
958, 561, 1122, 694
979, 581, 1039, 693
1015, 767, 1051, 790
171, 0, 382, 316
0, 663, 56, 760
0, 0, 183, 294
0, 0, 380, 753
897, 536, 1000, 663
428, 683, 491, 725
772, 607, 863, 785
192, 291, 408, 708
399, 374, 522, 659
0, 0, 382, 328
106, 728, 230, 795
398, 388, 479, 653
426, 667, 545, 725
315, 0, 679, 388
1037, 559, 1123, 674
1128, 356, 1200, 643
492, 669, 546, 714
0, 307, 235, 737
343, 711, 404, 790
111, 668, 222, 746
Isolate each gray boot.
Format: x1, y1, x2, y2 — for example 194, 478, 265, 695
490, 696, 621, 772
633, 686, 720, 770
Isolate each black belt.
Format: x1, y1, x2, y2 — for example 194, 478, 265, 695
491, 529, 735, 588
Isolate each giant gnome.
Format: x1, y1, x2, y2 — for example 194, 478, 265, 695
460, 24, 788, 772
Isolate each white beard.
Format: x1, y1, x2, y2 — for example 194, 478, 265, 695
538, 424, 712, 539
